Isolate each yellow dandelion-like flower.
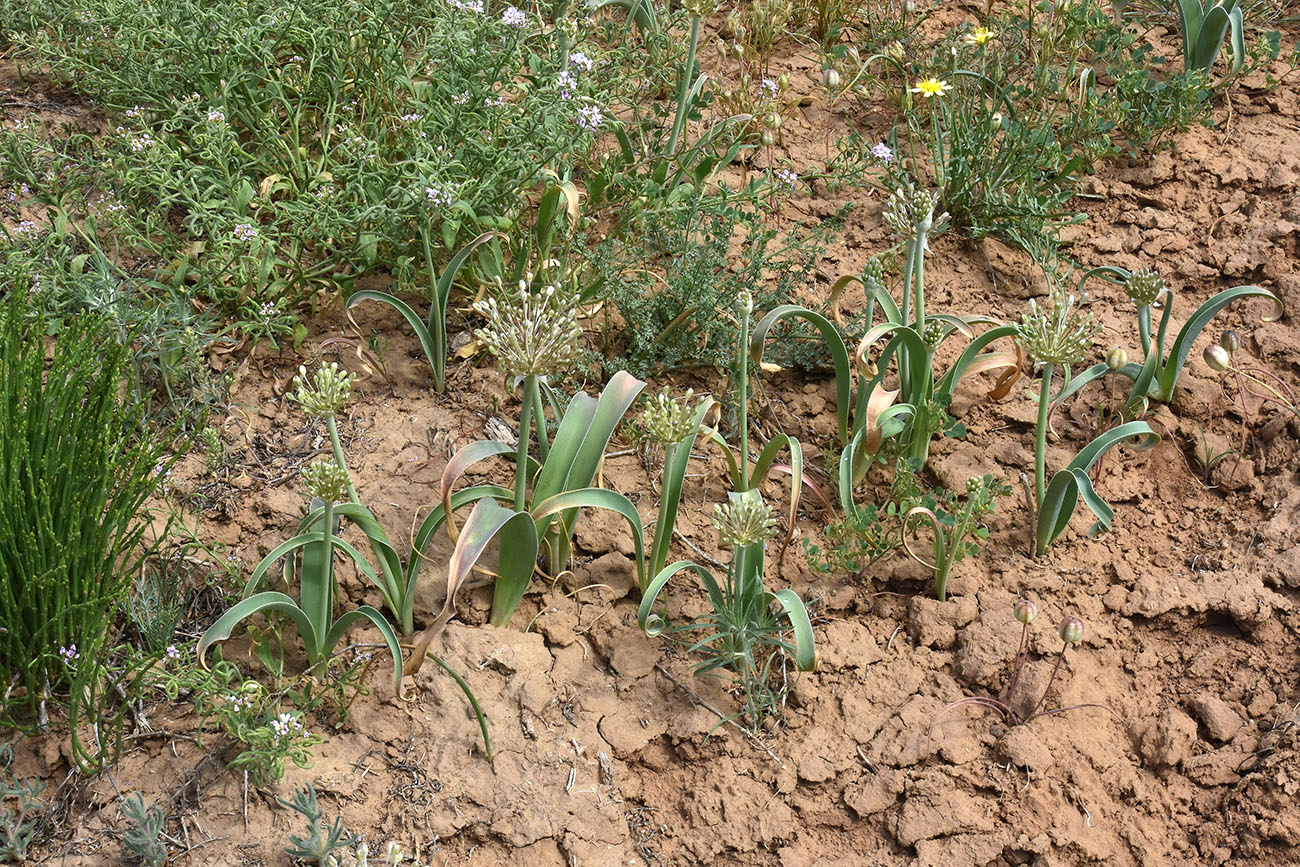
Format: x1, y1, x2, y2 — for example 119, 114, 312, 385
965, 27, 994, 45
909, 77, 951, 98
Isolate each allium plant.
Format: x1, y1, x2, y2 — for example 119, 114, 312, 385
197, 364, 491, 756
1052, 266, 1281, 414
403, 286, 648, 675
642, 389, 716, 579
931, 602, 1115, 735
1015, 287, 1157, 556
901, 475, 1010, 602
639, 489, 816, 729
753, 182, 1020, 484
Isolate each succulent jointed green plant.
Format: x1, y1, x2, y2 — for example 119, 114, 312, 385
0, 285, 173, 729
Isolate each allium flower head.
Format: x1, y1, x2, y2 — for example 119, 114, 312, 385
642, 388, 701, 446
473, 282, 582, 379
292, 362, 356, 417
712, 489, 778, 549
302, 460, 350, 502
882, 177, 949, 242
1123, 268, 1166, 306
1014, 289, 1098, 367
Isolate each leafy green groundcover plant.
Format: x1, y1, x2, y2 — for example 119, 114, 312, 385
0, 0, 621, 321
0, 283, 172, 728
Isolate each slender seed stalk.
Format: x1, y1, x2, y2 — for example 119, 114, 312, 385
667, 15, 702, 157
529, 374, 549, 463
736, 295, 751, 491
1027, 645, 1068, 720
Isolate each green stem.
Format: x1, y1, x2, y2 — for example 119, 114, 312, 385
326, 416, 360, 506
419, 225, 445, 394
516, 374, 536, 511
318, 499, 336, 646
736, 298, 751, 491
667, 16, 702, 158
529, 374, 549, 463
1034, 362, 1055, 511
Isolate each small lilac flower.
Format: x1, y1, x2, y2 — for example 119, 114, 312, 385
14, 221, 40, 237
129, 133, 155, 152
569, 51, 594, 72
576, 104, 603, 131
871, 142, 894, 163
760, 78, 779, 99
233, 223, 259, 242
502, 5, 525, 26
59, 644, 79, 662
207, 109, 226, 124
166, 646, 181, 661
774, 168, 798, 190
452, 91, 470, 106
557, 70, 577, 99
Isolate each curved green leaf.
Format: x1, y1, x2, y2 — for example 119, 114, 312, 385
767, 588, 817, 671
197, 593, 320, 666
637, 560, 714, 636
751, 306, 851, 445
650, 398, 716, 578
346, 289, 436, 379
1153, 286, 1281, 401
441, 439, 517, 525
323, 605, 405, 695
533, 487, 648, 591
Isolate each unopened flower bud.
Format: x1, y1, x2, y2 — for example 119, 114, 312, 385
991, 111, 1003, 129
760, 129, 776, 147
642, 388, 701, 445
302, 460, 350, 503
1106, 346, 1128, 370
1058, 615, 1083, 644
1014, 599, 1038, 625
778, 73, 790, 90
292, 362, 356, 417
1203, 343, 1231, 373
1220, 329, 1241, 354
822, 67, 841, 88
1124, 268, 1165, 306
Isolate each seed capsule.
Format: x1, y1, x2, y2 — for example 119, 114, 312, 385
1106, 346, 1128, 370
1014, 599, 1038, 625
760, 129, 776, 147
822, 67, 841, 88
778, 73, 790, 90
763, 112, 783, 130
1059, 615, 1084, 644
1203, 343, 1231, 373
1220, 329, 1242, 354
